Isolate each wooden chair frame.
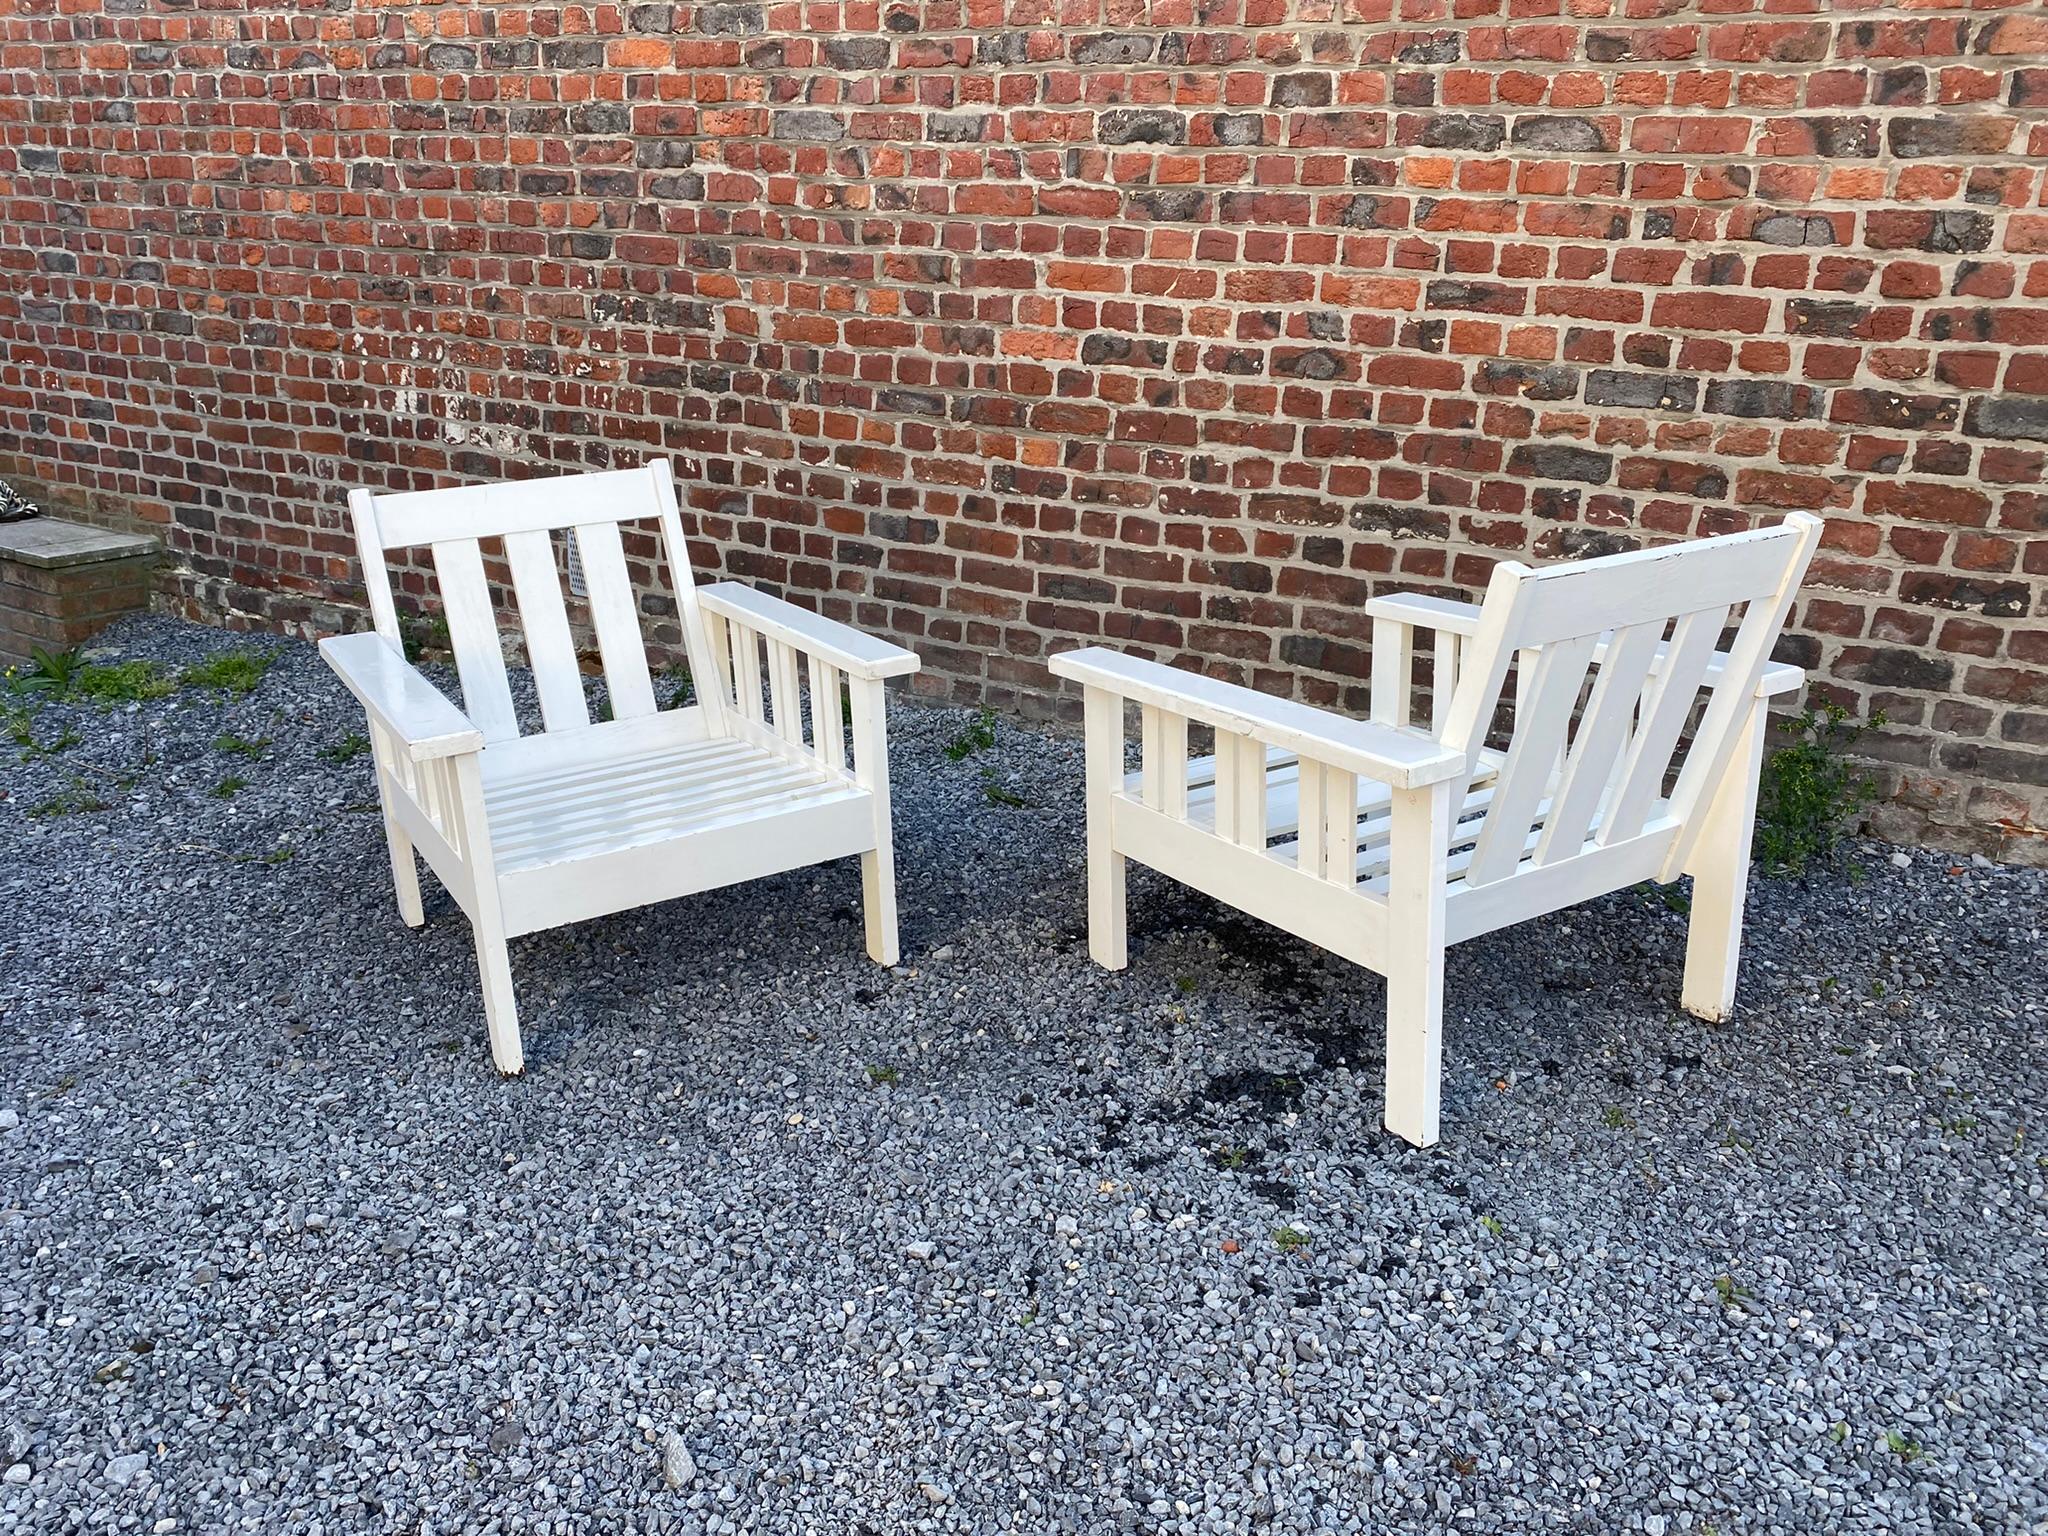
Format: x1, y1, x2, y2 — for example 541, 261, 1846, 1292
321, 460, 919, 1071
1052, 514, 1823, 1146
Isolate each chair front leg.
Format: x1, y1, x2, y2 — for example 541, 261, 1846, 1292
1383, 777, 1454, 1148
1081, 686, 1128, 970
847, 677, 900, 967
1681, 697, 1768, 1024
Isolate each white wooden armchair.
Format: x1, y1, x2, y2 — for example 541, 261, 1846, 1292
321, 460, 919, 1072
1051, 514, 1823, 1147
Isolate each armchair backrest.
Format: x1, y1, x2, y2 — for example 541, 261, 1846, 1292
1441, 513, 1822, 890
346, 461, 720, 744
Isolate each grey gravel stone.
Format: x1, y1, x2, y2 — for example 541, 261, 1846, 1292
661, 1429, 695, 1488
0, 614, 2042, 1534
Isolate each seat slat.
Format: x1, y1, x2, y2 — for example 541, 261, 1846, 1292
430, 537, 519, 742
484, 735, 856, 869
572, 519, 658, 720
502, 528, 588, 733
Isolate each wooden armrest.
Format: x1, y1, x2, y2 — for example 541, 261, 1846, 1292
1049, 646, 1466, 790
1364, 592, 1483, 638
699, 583, 920, 682
320, 631, 484, 761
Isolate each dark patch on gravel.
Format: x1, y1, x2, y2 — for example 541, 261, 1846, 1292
0, 614, 2043, 1534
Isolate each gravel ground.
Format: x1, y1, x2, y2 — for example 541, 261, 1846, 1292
1, 614, 2043, 1536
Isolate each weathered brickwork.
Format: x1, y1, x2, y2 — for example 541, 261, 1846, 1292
1, 1, 2044, 858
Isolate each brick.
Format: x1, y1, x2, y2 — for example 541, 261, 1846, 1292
0, 4, 2038, 860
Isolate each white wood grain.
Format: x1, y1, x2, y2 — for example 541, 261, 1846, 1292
430, 537, 520, 742
502, 528, 587, 732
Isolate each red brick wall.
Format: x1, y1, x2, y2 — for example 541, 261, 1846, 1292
1, 1, 2044, 861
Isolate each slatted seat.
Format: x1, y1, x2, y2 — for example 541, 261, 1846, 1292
321, 460, 919, 1070
484, 736, 861, 873
1054, 513, 1823, 1147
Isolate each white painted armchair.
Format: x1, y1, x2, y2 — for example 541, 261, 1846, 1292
321, 460, 919, 1071
1051, 514, 1822, 1146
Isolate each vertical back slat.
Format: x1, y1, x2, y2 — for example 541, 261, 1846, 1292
571, 519, 658, 720
429, 537, 519, 742
1161, 712, 1189, 819
765, 637, 803, 745
650, 462, 728, 733
1431, 631, 1462, 736
810, 658, 845, 773
1600, 606, 1726, 845
1296, 759, 1327, 876
348, 489, 403, 645
1465, 633, 1598, 886
501, 528, 588, 733
1140, 704, 1165, 809
1370, 617, 1413, 728
731, 621, 765, 723
1535, 621, 1663, 863
705, 611, 736, 710
1323, 767, 1358, 888
1232, 735, 1266, 849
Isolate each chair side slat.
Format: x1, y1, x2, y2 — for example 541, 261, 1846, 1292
571, 519, 658, 720
501, 529, 588, 732
430, 537, 519, 742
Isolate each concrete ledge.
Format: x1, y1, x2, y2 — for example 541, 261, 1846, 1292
0, 517, 158, 571
0, 518, 159, 665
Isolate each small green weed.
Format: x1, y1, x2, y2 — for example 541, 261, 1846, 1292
1212, 1144, 1248, 1171
1175, 975, 1198, 996
32, 778, 109, 817
183, 649, 274, 697
864, 1064, 900, 1086
1754, 703, 1885, 874
1829, 1422, 1849, 1445
210, 775, 249, 800
401, 615, 451, 664
945, 708, 998, 762
1712, 1274, 1754, 1308
21, 644, 86, 693
320, 731, 370, 764
214, 732, 272, 761
982, 771, 1030, 809
1478, 1214, 1504, 1239
1885, 1430, 1922, 1464
1273, 1225, 1310, 1254
1601, 1105, 1631, 1130
75, 659, 178, 704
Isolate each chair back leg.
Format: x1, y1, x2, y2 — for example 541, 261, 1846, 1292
375, 763, 425, 929
1681, 698, 1768, 1023
1383, 779, 1454, 1147
1083, 688, 1129, 970
849, 680, 902, 966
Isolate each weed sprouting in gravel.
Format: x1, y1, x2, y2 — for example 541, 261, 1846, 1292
184, 648, 275, 697
210, 775, 250, 800
982, 771, 1030, 808
1601, 1105, 1631, 1130
865, 1064, 900, 1086
31, 777, 109, 817
214, 732, 272, 761
1273, 1225, 1310, 1254
1478, 1214, 1505, 1239
1886, 1430, 1923, 1464
321, 731, 371, 764
1212, 1144, 1248, 1171
1712, 1274, 1754, 1308
945, 708, 998, 762
74, 659, 178, 704
1755, 703, 1885, 875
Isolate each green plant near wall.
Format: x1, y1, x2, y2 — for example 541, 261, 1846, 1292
1753, 703, 1886, 875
